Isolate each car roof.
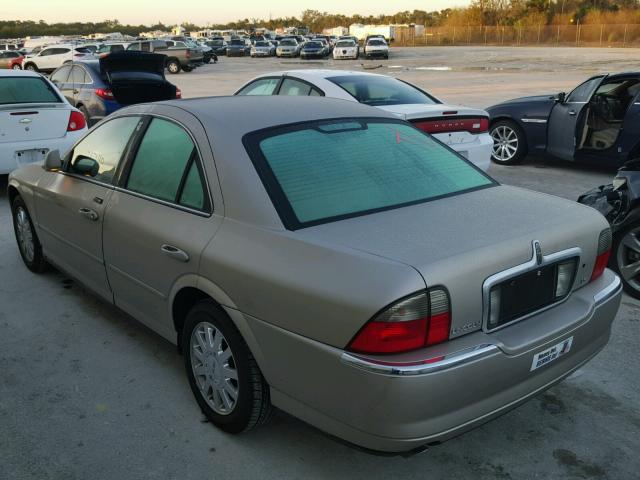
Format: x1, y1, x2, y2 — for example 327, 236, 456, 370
144, 95, 395, 136
0, 69, 45, 78
257, 69, 386, 81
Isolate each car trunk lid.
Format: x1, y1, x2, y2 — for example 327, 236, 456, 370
296, 185, 609, 340
0, 103, 71, 143
99, 52, 177, 105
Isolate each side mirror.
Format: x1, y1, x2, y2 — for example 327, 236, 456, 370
555, 92, 566, 104
72, 156, 100, 177
44, 149, 62, 171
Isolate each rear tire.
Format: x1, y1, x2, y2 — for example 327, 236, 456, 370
11, 196, 47, 273
612, 222, 640, 300
12, 64, 21, 70
490, 120, 527, 165
182, 300, 273, 433
167, 59, 181, 74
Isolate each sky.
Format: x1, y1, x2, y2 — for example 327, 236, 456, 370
0, 0, 471, 25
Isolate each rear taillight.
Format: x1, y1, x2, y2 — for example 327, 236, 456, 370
175, 87, 182, 99
591, 229, 612, 282
95, 88, 114, 100
413, 117, 489, 135
67, 110, 86, 131
185, 51, 191, 58
348, 288, 451, 355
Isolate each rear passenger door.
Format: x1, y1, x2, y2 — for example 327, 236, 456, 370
50, 65, 74, 103
68, 65, 91, 104
103, 115, 221, 337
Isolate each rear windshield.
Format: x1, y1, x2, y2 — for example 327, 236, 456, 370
230, 39, 244, 45
306, 42, 322, 48
328, 75, 439, 107
368, 39, 386, 46
246, 119, 494, 229
0, 77, 61, 105
255, 41, 268, 46
336, 41, 355, 47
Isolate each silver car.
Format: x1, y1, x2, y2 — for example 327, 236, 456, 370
8, 96, 622, 453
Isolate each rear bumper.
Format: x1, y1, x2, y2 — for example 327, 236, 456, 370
433, 131, 493, 172
365, 50, 388, 58
0, 130, 85, 175
237, 270, 621, 453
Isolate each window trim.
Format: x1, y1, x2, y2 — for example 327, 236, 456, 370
242, 117, 497, 231
116, 114, 214, 217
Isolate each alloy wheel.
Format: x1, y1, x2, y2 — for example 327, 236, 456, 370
491, 125, 519, 162
190, 322, 239, 415
15, 207, 35, 263
616, 227, 640, 293
12, 64, 21, 70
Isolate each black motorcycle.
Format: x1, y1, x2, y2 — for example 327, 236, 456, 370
578, 159, 640, 299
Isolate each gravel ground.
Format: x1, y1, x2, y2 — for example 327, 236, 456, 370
1, 46, 639, 480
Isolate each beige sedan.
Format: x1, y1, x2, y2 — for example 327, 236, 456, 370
8, 96, 621, 453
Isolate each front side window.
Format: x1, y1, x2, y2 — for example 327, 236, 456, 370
0, 77, 61, 104
127, 43, 141, 51
237, 78, 280, 96
126, 118, 204, 207
328, 75, 438, 106
69, 116, 142, 184
246, 119, 494, 229
567, 77, 603, 103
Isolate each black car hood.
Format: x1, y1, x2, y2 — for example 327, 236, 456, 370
100, 51, 166, 76
494, 94, 555, 106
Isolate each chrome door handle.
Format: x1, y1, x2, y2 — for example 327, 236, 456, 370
568, 110, 576, 116
78, 207, 99, 221
161, 244, 190, 262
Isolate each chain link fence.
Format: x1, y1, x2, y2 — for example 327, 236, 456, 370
394, 24, 640, 48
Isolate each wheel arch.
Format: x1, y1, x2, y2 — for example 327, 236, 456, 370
169, 277, 268, 375
7, 184, 20, 206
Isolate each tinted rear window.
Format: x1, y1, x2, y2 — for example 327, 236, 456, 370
246, 119, 495, 229
328, 75, 439, 106
0, 77, 61, 105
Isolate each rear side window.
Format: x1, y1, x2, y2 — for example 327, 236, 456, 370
126, 118, 208, 211
246, 119, 495, 229
237, 78, 280, 96
70, 116, 142, 184
0, 77, 61, 105
50, 66, 72, 84
278, 78, 322, 97
69, 66, 89, 84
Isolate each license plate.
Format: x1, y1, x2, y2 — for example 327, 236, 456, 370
15, 148, 48, 166
530, 337, 573, 371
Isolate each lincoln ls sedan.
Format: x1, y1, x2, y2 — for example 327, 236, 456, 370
8, 96, 622, 453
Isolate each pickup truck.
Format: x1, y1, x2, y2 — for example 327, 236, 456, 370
126, 40, 202, 74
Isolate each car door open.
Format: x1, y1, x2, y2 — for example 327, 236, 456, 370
547, 76, 605, 161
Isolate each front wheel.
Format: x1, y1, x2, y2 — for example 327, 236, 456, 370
12, 196, 47, 273
24, 63, 38, 72
183, 300, 273, 433
490, 120, 527, 165
612, 223, 640, 299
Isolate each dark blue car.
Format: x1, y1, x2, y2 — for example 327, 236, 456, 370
49, 51, 180, 127
486, 72, 640, 167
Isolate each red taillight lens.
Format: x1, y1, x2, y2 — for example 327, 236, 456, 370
95, 88, 114, 100
591, 229, 612, 282
413, 117, 489, 135
348, 289, 451, 355
67, 110, 86, 131
185, 51, 191, 58
175, 87, 182, 99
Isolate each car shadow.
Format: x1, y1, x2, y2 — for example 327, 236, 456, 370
0, 174, 7, 199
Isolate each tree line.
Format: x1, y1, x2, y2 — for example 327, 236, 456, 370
1, 2, 640, 39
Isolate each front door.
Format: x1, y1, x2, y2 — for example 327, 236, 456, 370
102, 116, 219, 336
34, 115, 143, 300
547, 76, 604, 161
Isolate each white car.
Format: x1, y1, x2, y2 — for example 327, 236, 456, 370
0, 70, 87, 175
21, 44, 93, 73
364, 38, 389, 59
236, 70, 493, 170
333, 40, 359, 60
